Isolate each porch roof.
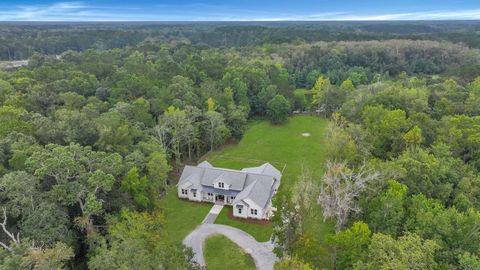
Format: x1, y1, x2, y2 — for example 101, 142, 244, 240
202, 186, 239, 196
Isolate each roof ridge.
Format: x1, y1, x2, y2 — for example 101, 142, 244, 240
198, 163, 277, 179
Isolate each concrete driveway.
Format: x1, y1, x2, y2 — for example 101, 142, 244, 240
183, 223, 277, 270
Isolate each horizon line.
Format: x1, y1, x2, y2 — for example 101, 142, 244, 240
1, 19, 480, 23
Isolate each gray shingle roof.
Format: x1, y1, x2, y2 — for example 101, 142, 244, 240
242, 163, 282, 181
178, 162, 282, 209
200, 168, 247, 190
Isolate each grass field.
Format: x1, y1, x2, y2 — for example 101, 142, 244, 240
204, 235, 255, 270
161, 189, 212, 243
205, 115, 330, 241
214, 206, 272, 242
160, 115, 333, 268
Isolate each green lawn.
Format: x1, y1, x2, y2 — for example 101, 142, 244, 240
207, 115, 334, 268
161, 189, 212, 243
214, 206, 272, 242
161, 115, 333, 267
204, 235, 255, 270
208, 115, 328, 190
205, 115, 330, 241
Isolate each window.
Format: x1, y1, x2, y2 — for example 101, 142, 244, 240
181, 189, 188, 195
238, 208, 242, 214
218, 182, 224, 188
250, 209, 258, 215
208, 193, 213, 196
193, 191, 197, 198
231, 196, 236, 200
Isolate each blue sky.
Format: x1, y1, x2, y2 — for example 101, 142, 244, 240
1, 0, 480, 21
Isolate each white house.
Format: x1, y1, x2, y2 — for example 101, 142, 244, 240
177, 161, 282, 220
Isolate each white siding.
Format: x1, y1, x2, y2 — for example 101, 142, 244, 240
188, 189, 202, 202
213, 181, 230, 190
233, 202, 248, 218
243, 198, 265, 219
177, 187, 189, 199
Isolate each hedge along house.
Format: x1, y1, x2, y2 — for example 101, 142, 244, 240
177, 161, 282, 220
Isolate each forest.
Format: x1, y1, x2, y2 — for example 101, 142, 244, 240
0, 21, 480, 269
2, 21, 480, 60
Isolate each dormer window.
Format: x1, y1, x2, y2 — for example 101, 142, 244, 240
218, 182, 225, 188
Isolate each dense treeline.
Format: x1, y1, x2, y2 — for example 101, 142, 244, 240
0, 39, 298, 268
2, 21, 480, 60
273, 68, 480, 268
1, 32, 480, 269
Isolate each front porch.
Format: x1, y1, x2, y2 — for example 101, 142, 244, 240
201, 188, 238, 205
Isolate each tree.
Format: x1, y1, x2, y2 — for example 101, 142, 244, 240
55, 109, 99, 146
0, 79, 14, 105
88, 209, 200, 270
202, 111, 230, 151
207, 97, 216, 111
403, 125, 424, 147
146, 151, 171, 195
361, 106, 409, 159
273, 169, 318, 258
59, 92, 85, 110
274, 257, 312, 270
96, 111, 135, 155
311, 75, 331, 114
0, 106, 32, 139
25, 144, 120, 235
328, 221, 371, 270
325, 114, 359, 165
393, 146, 462, 203
436, 115, 480, 170
257, 85, 278, 115
364, 180, 407, 235
459, 252, 480, 270
155, 106, 195, 162
354, 233, 439, 270
404, 194, 480, 263
465, 76, 480, 116
24, 242, 74, 270
225, 104, 248, 140
319, 162, 378, 233
0, 206, 74, 269
121, 167, 150, 208
293, 91, 307, 111
267, 95, 291, 125
339, 79, 355, 93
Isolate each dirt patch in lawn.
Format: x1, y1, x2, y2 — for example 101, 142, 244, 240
226, 207, 272, 226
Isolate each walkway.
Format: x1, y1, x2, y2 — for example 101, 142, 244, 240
183, 223, 277, 270
202, 204, 224, 224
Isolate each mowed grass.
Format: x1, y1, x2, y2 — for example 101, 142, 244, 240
214, 206, 272, 242
207, 115, 330, 241
161, 189, 212, 243
161, 115, 333, 268
204, 235, 255, 270
207, 115, 334, 268
208, 115, 328, 190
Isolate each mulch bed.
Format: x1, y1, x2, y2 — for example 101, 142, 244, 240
225, 207, 272, 226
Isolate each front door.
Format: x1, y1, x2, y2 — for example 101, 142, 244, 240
216, 194, 225, 202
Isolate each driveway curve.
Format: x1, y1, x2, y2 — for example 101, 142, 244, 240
183, 223, 277, 270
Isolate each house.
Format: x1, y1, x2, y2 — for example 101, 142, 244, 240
177, 161, 282, 220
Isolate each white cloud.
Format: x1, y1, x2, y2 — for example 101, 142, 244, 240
333, 10, 480, 21
0, 2, 90, 21
0, 2, 479, 21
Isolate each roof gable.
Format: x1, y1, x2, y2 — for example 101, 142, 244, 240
178, 162, 282, 209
